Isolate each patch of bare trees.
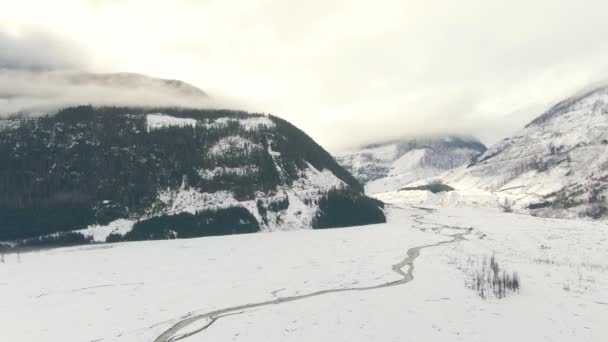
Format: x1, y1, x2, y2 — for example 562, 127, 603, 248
466, 255, 520, 299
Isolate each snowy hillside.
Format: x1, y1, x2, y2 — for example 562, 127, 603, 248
2, 205, 606, 341
0, 107, 383, 247
380, 85, 608, 219
336, 136, 486, 194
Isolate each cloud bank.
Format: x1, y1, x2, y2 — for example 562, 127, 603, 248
0, 30, 87, 71
2, 1, 608, 151
0, 69, 237, 117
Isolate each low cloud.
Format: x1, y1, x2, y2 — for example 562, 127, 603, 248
0, 29, 236, 116
0, 30, 87, 71
3, 1, 608, 150
0, 70, 239, 117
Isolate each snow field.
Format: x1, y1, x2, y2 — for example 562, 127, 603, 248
2, 206, 606, 341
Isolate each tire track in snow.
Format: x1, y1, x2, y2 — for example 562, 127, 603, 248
154, 206, 471, 342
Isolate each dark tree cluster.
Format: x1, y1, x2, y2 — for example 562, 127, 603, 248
256, 193, 290, 225
312, 189, 386, 229
399, 182, 454, 193
468, 255, 520, 300
110, 207, 259, 242
14, 232, 93, 249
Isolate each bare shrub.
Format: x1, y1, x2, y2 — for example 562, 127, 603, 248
499, 198, 513, 213
465, 255, 520, 299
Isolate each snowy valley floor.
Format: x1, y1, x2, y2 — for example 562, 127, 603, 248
1, 206, 607, 341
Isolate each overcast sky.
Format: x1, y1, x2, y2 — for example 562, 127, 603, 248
2, 0, 608, 151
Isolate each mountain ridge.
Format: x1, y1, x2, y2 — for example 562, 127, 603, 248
525, 85, 608, 128
378, 84, 608, 219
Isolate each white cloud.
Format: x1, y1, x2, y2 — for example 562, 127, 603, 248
0, 70, 238, 117
0, 30, 88, 70
2, 0, 608, 150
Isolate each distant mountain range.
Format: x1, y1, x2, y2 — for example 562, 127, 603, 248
377, 85, 608, 220
336, 136, 486, 194
0, 106, 384, 248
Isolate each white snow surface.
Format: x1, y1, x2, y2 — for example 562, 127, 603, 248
146, 113, 197, 132
208, 136, 262, 157
145, 113, 274, 133
238, 116, 275, 131
2, 206, 607, 341
75, 219, 135, 242
336, 137, 485, 194
365, 148, 446, 194
200, 116, 275, 131
0, 118, 28, 132
198, 166, 259, 180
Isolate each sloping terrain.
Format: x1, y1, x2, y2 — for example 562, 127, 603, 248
0, 106, 384, 247
381, 86, 608, 219
336, 136, 486, 194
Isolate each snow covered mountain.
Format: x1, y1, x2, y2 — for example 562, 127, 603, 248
336, 136, 486, 194
380, 85, 608, 219
0, 106, 384, 248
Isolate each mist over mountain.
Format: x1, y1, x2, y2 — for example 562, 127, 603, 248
379, 85, 608, 219
62, 72, 208, 98
336, 136, 486, 194
0, 70, 221, 117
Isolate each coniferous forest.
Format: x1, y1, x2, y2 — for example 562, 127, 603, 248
0, 106, 384, 247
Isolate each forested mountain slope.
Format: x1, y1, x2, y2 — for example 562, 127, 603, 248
0, 106, 384, 247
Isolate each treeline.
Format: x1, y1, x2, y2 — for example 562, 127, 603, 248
108, 207, 259, 242
312, 189, 386, 229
